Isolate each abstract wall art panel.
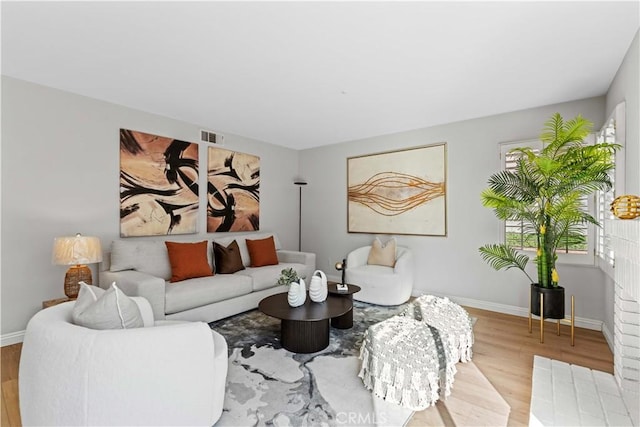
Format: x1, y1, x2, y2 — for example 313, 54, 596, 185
120, 129, 199, 237
207, 147, 260, 232
348, 143, 447, 236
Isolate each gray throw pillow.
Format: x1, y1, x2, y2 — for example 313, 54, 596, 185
72, 282, 143, 330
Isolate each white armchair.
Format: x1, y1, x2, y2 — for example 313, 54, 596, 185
345, 245, 414, 305
19, 297, 228, 426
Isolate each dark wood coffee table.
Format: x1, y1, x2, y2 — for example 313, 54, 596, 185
327, 282, 361, 329
258, 293, 352, 353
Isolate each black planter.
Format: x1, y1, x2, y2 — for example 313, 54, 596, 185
530, 283, 565, 319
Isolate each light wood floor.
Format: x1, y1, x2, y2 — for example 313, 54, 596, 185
407, 307, 614, 426
0, 306, 613, 426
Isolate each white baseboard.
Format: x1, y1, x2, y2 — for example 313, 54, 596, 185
602, 323, 614, 353
414, 291, 603, 331
1, 330, 25, 347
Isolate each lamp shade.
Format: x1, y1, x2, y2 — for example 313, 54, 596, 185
52, 234, 103, 265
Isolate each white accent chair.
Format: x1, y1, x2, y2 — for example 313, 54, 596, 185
345, 245, 414, 306
19, 297, 228, 426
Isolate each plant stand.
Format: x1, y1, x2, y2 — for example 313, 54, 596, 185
529, 293, 575, 346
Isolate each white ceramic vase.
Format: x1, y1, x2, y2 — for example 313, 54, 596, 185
309, 270, 328, 303
287, 278, 306, 307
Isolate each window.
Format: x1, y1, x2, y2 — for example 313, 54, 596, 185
501, 140, 542, 253
595, 102, 626, 277
499, 138, 594, 265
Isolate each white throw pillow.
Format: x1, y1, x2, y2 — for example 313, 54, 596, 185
72, 282, 143, 330
367, 237, 397, 267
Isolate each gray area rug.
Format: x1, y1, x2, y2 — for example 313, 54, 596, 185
209, 301, 414, 426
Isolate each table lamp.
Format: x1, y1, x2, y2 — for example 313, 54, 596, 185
52, 233, 102, 299
335, 259, 347, 286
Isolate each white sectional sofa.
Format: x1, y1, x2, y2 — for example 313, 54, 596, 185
99, 232, 315, 322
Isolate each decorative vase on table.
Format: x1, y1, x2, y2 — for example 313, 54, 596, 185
309, 270, 328, 303
287, 279, 306, 307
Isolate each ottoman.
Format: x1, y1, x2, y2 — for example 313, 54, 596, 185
358, 315, 457, 411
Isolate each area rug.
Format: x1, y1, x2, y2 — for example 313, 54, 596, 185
209, 301, 508, 427
209, 301, 413, 426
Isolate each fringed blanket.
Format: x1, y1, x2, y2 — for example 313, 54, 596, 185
358, 315, 457, 411
359, 295, 474, 411
402, 295, 474, 363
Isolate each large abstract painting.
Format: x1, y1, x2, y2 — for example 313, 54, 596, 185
120, 129, 199, 237
348, 143, 447, 236
207, 147, 260, 232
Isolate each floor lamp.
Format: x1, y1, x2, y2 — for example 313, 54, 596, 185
294, 180, 307, 251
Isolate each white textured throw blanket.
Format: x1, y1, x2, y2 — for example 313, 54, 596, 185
359, 295, 474, 411
358, 315, 457, 411
403, 295, 474, 363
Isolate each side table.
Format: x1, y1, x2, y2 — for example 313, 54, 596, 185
327, 282, 361, 329
42, 297, 75, 309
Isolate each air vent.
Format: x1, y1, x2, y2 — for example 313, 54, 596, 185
200, 130, 223, 144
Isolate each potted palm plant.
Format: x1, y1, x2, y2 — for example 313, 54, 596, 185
479, 113, 619, 319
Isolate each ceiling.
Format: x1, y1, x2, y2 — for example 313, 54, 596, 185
2, 1, 638, 150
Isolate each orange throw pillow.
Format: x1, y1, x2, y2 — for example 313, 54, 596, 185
246, 236, 279, 267
165, 241, 213, 283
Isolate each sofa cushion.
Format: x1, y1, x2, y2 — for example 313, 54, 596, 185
213, 240, 245, 274
246, 236, 279, 267
110, 239, 214, 281
238, 263, 307, 292
165, 241, 213, 282
164, 275, 253, 314
212, 233, 282, 268
72, 282, 144, 330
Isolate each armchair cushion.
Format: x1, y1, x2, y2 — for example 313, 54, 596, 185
367, 237, 397, 267
72, 282, 143, 330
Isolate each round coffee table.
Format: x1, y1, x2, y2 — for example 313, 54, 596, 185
258, 293, 352, 353
327, 282, 361, 329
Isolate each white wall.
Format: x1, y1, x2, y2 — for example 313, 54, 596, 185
299, 97, 609, 322
1, 76, 301, 337
607, 30, 639, 195
603, 30, 640, 342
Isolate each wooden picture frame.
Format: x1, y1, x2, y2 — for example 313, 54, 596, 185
119, 129, 199, 237
207, 146, 260, 232
347, 143, 447, 236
